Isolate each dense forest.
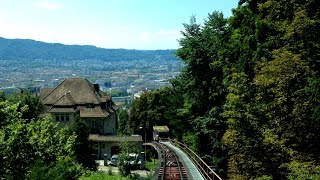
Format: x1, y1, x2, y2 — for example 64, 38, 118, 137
0, 37, 177, 61
127, 0, 320, 179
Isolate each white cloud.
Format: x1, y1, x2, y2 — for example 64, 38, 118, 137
33, 1, 63, 10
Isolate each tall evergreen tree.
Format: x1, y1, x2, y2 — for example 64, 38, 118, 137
174, 12, 231, 176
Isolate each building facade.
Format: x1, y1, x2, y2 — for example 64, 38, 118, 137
40, 77, 117, 134
40, 77, 142, 160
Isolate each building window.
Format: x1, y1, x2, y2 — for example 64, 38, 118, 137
102, 143, 105, 149
54, 114, 71, 122
60, 114, 65, 121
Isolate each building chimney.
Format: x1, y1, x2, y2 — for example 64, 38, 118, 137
94, 84, 100, 92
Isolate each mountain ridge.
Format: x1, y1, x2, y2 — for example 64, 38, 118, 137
0, 37, 178, 61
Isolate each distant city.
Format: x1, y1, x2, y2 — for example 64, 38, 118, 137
0, 58, 181, 98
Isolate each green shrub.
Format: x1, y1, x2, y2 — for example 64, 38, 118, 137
79, 171, 128, 180
28, 157, 84, 180
286, 161, 320, 180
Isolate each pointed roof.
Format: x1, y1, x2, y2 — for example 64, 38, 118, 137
42, 78, 110, 105
53, 92, 75, 106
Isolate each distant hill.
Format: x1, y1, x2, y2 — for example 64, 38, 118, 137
0, 37, 178, 61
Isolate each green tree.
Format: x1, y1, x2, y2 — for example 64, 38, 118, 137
0, 91, 5, 101
221, 0, 320, 178
129, 87, 184, 140
222, 72, 263, 179
286, 161, 320, 180
173, 12, 230, 176
0, 95, 77, 179
71, 115, 96, 170
117, 108, 130, 135
0, 110, 76, 179
117, 141, 139, 177
7, 91, 45, 121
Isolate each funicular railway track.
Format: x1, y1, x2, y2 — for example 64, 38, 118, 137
152, 126, 222, 180
155, 140, 188, 180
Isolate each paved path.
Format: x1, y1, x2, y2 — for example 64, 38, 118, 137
161, 141, 204, 180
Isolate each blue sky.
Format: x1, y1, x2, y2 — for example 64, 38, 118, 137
0, 0, 238, 49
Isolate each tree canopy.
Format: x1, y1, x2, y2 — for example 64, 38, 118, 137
0, 92, 95, 179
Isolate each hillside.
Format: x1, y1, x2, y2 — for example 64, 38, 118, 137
0, 37, 178, 61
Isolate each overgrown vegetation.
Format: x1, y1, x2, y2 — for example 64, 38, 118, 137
0, 92, 95, 179
80, 171, 129, 180
129, 0, 320, 179
117, 141, 140, 176
146, 158, 158, 172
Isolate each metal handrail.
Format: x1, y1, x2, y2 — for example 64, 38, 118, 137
169, 138, 222, 180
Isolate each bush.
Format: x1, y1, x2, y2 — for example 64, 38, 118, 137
79, 171, 128, 180
28, 157, 84, 180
